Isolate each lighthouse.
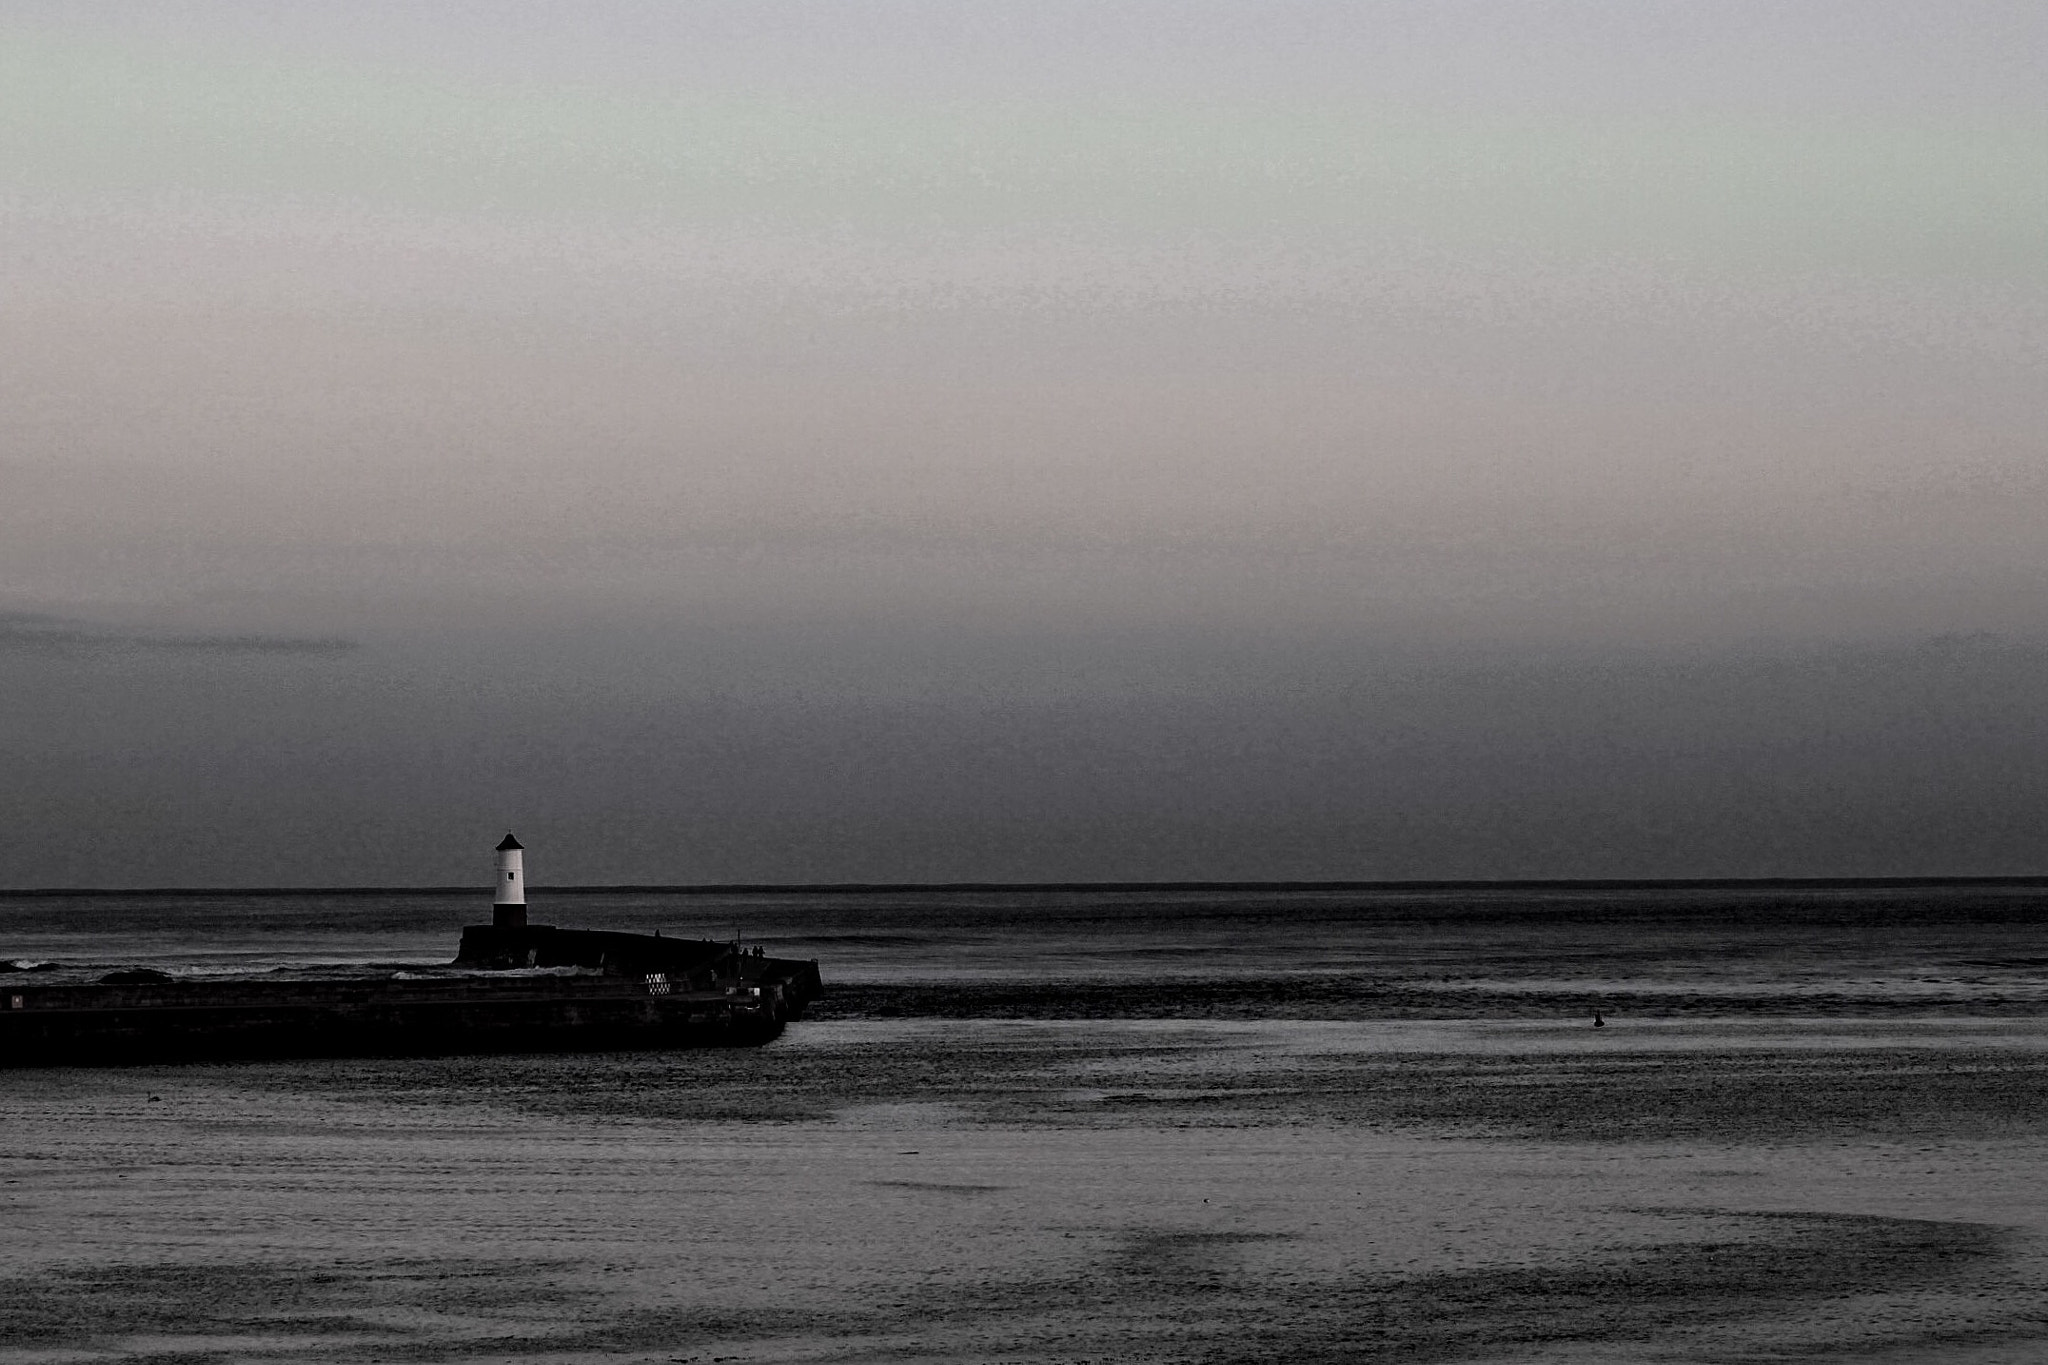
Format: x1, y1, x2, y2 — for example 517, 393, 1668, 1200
494, 833, 526, 929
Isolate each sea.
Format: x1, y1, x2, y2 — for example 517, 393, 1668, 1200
5, 883, 2048, 1363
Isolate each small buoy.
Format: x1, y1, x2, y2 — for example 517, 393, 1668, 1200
1593, 1011, 1606, 1028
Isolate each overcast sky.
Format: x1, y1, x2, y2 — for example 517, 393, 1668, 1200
4, 2, 2046, 885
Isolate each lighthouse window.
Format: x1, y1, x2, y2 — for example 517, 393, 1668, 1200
508, 872, 516, 880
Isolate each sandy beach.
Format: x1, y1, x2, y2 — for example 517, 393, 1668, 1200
8, 1005, 2048, 1362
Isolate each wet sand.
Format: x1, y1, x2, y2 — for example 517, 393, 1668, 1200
7, 885, 2047, 1360
7, 1017, 2048, 1362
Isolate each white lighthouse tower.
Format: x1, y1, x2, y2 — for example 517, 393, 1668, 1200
494, 833, 526, 929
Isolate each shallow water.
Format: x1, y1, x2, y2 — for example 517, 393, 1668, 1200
4, 885, 2048, 1362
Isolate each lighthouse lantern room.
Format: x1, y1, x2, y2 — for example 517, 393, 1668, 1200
494, 833, 527, 929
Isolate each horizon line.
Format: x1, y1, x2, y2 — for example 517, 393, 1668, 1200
3, 875, 2047, 898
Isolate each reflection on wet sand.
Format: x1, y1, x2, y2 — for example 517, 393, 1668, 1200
6, 1018, 2048, 1363
6, 884, 2047, 1361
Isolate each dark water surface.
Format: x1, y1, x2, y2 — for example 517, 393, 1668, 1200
6, 884, 2048, 1362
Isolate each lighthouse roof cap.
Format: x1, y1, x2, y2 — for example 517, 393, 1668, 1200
496, 833, 524, 851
